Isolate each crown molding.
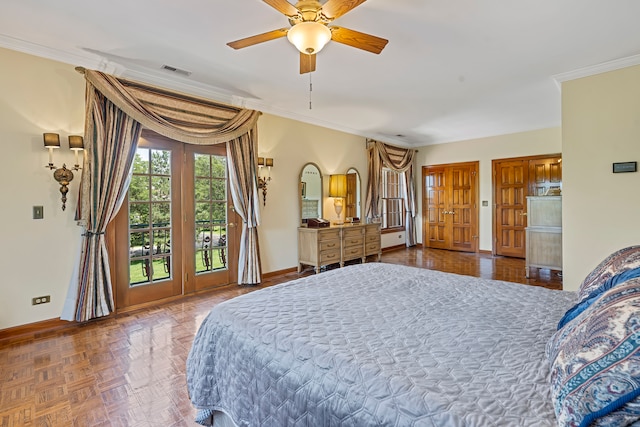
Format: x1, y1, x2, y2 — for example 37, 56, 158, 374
0, 33, 125, 74
118, 68, 258, 107
553, 53, 640, 87
0, 33, 412, 146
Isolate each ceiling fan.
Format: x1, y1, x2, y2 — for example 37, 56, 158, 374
227, 0, 388, 74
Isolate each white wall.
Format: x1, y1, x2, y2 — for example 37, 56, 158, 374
0, 48, 85, 329
414, 128, 562, 251
562, 65, 640, 291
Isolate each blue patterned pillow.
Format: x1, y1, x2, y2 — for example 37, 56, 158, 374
548, 278, 640, 427
577, 245, 640, 303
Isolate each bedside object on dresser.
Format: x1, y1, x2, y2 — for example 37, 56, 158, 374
298, 223, 381, 274
525, 196, 562, 278
307, 218, 330, 228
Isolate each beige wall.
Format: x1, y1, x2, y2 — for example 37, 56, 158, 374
562, 65, 640, 291
0, 48, 370, 329
0, 48, 85, 329
256, 113, 368, 274
414, 128, 562, 251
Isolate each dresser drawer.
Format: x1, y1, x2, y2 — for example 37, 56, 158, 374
343, 227, 364, 239
319, 250, 341, 264
365, 242, 381, 255
365, 225, 380, 236
319, 239, 340, 251
343, 246, 364, 260
318, 229, 341, 240
343, 236, 364, 248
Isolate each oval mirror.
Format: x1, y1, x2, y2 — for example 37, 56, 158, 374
345, 167, 361, 221
300, 163, 323, 226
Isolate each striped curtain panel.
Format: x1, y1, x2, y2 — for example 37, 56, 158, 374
364, 139, 417, 247
72, 85, 142, 321
226, 131, 262, 284
63, 69, 263, 322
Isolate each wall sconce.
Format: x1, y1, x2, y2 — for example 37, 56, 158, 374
329, 174, 347, 224
43, 133, 84, 211
257, 157, 274, 206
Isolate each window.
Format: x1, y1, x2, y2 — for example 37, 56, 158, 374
381, 168, 405, 230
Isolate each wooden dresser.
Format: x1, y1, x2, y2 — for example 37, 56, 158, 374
298, 223, 381, 273
525, 196, 562, 278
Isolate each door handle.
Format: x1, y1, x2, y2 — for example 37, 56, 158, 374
228, 223, 236, 227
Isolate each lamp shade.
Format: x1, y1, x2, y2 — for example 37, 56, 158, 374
68, 135, 84, 150
329, 174, 347, 198
287, 21, 332, 55
43, 133, 60, 148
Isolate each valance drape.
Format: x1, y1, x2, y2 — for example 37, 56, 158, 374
364, 139, 417, 247
84, 70, 260, 145
63, 70, 262, 322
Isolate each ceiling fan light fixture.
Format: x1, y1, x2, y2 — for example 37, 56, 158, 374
287, 21, 331, 55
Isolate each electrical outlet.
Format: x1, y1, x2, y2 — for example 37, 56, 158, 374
32, 295, 50, 305
33, 206, 44, 219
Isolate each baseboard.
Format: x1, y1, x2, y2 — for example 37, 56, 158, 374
262, 267, 297, 279
479, 249, 492, 255
0, 317, 77, 343
382, 244, 407, 253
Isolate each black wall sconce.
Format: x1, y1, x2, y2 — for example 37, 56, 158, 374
43, 133, 84, 211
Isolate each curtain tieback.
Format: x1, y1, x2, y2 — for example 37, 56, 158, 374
82, 230, 105, 237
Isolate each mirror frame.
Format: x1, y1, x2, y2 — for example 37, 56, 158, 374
345, 167, 362, 221
299, 162, 324, 226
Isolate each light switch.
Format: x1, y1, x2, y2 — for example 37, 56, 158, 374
482, 201, 489, 207
33, 206, 44, 219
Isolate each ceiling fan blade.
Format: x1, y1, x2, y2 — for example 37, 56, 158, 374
330, 26, 388, 54
300, 52, 317, 74
321, 0, 367, 20
227, 28, 289, 50
263, 0, 299, 17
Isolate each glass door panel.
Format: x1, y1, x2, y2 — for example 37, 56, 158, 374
185, 144, 236, 292
113, 134, 183, 309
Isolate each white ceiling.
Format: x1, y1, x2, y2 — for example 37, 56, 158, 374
2, 0, 640, 147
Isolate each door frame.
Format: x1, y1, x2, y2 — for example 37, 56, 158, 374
491, 153, 562, 256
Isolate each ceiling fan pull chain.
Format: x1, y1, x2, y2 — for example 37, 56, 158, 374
309, 71, 313, 110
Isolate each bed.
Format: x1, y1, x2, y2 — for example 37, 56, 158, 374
187, 250, 640, 427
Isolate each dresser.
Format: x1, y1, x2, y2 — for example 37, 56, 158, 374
298, 223, 381, 273
525, 196, 562, 278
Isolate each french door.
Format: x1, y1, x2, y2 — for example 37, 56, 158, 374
423, 162, 479, 252
110, 130, 238, 309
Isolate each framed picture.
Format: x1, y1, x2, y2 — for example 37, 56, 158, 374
301, 181, 306, 198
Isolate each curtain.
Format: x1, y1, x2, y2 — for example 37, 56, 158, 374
63, 84, 142, 321
63, 69, 262, 322
364, 139, 417, 247
227, 131, 262, 284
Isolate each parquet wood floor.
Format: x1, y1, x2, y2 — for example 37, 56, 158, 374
0, 247, 562, 426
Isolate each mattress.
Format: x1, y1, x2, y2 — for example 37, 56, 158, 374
187, 263, 576, 426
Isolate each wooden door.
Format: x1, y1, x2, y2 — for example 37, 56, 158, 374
529, 157, 562, 196
450, 165, 477, 252
423, 162, 478, 252
494, 160, 527, 258
424, 167, 448, 249
493, 154, 562, 258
